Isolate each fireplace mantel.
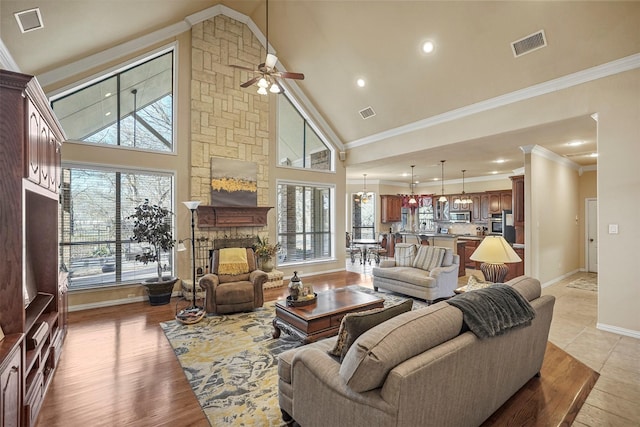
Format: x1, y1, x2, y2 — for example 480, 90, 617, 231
196, 206, 272, 228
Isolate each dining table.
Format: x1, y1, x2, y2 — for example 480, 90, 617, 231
351, 239, 379, 264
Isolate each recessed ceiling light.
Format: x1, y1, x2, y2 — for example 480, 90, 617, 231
422, 40, 435, 54
105, 92, 112, 98
494, 159, 506, 164
356, 78, 366, 88
491, 171, 499, 175
105, 112, 111, 116
567, 140, 583, 146
589, 153, 598, 158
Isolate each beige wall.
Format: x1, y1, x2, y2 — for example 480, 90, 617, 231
348, 69, 640, 336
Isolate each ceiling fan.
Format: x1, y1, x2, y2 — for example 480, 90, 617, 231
230, 0, 304, 94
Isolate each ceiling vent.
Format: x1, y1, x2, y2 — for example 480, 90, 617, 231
14, 8, 44, 33
359, 106, 376, 120
511, 30, 547, 57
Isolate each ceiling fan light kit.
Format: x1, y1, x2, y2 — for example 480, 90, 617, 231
232, 0, 305, 95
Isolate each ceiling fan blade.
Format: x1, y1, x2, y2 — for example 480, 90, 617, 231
278, 71, 305, 80
240, 75, 261, 88
230, 64, 258, 72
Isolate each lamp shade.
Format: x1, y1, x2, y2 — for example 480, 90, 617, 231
470, 236, 522, 264
183, 200, 201, 210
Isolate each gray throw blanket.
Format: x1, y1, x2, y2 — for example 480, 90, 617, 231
447, 284, 536, 339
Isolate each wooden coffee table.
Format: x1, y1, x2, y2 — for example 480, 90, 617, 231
272, 288, 384, 344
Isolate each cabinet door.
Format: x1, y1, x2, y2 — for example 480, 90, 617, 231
511, 176, 525, 224
1, 346, 22, 427
470, 194, 480, 220
501, 191, 512, 211
488, 192, 501, 214
451, 195, 461, 212
380, 195, 401, 223
26, 101, 40, 184
480, 194, 490, 220
39, 117, 50, 188
435, 197, 450, 221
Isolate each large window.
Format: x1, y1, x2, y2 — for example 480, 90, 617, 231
352, 194, 375, 239
276, 182, 333, 264
277, 95, 331, 170
59, 166, 175, 290
51, 50, 174, 152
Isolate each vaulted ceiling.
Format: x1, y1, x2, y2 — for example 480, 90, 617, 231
3, 1, 639, 184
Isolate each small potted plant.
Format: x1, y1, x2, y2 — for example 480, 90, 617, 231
128, 199, 178, 305
254, 235, 280, 273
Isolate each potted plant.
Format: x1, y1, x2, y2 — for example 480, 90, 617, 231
128, 199, 178, 305
254, 235, 280, 273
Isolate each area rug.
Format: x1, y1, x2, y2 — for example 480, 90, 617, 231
160, 286, 426, 426
566, 273, 598, 292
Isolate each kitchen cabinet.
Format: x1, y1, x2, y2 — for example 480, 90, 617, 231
433, 196, 450, 221
457, 241, 466, 277
500, 191, 512, 211
504, 246, 525, 281
0, 70, 67, 427
488, 192, 501, 214
380, 195, 402, 223
461, 238, 482, 269
510, 175, 525, 244
470, 194, 482, 221
480, 194, 490, 220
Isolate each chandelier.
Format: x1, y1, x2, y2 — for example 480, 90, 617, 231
408, 165, 417, 205
454, 169, 473, 204
438, 160, 447, 202
356, 174, 374, 204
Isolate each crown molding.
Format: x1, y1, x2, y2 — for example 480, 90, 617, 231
529, 144, 581, 170
346, 53, 640, 149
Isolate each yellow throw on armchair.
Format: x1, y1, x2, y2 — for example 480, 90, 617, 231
199, 247, 268, 314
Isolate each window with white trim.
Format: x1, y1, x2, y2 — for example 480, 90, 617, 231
59, 166, 175, 290
276, 182, 333, 264
51, 50, 174, 152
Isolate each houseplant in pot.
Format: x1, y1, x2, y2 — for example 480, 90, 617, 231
128, 199, 178, 305
254, 235, 280, 273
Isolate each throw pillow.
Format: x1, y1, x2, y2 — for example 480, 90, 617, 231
467, 275, 491, 291
328, 299, 413, 361
412, 246, 445, 271
394, 244, 417, 267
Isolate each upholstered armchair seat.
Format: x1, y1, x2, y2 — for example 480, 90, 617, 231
199, 247, 268, 314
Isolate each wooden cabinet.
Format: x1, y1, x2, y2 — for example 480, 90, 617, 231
0, 336, 23, 427
510, 175, 525, 244
433, 196, 450, 221
488, 192, 501, 214
380, 195, 402, 223
470, 194, 482, 221
461, 238, 482, 269
456, 241, 466, 277
505, 247, 525, 282
480, 194, 490, 220
500, 191, 512, 211
0, 70, 67, 427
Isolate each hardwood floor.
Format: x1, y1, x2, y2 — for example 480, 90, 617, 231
37, 271, 595, 427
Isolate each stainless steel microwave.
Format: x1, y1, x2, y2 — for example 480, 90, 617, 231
450, 211, 471, 223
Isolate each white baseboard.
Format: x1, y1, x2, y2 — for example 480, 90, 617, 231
597, 323, 640, 339
68, 291, 180, 312
540, 269, 581, 288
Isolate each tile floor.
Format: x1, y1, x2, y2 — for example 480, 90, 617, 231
346, 260, 640, 425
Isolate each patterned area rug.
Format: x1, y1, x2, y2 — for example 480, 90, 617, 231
566, 273, 598, 292
160, 286, 427, 426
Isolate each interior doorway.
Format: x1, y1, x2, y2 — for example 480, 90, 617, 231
586, 198, 598, 273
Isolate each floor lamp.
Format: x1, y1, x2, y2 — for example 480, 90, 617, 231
176, 200, 205, 324
469, 235, 522, 283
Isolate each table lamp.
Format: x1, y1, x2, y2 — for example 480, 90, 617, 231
469, 235, 522, 283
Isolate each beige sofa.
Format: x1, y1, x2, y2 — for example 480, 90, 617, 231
372, 243, 460, 303
278, 276, 554, 427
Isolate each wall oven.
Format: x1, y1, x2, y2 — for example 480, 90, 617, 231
489, 213, 502, 234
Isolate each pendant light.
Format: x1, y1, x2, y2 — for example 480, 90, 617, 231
357, 174, 373, 204
438, 160, 447, 202
454, 169, 473, 204
408, 165, 417, 205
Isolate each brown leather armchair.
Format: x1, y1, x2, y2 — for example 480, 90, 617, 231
199, 247, 268, 314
